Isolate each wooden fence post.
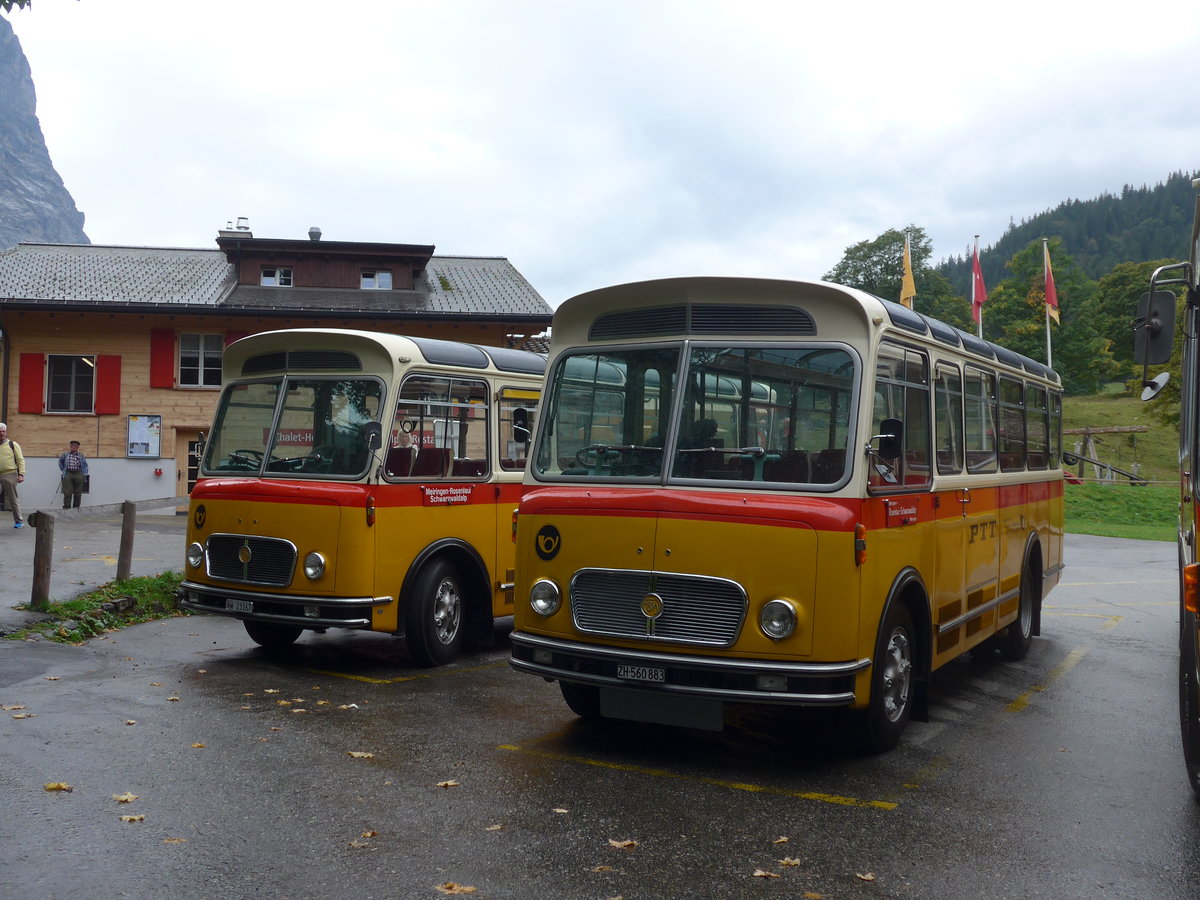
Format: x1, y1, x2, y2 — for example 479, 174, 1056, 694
117, 500, 137, 581
29, 511, 54, 611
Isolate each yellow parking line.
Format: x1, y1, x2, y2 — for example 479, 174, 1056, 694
302, 659, 508, 684
1007, 645, 1089, 712
497, 742, 897, 810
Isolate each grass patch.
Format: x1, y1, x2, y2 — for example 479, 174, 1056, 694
1064, 481, 1176, 542
6, 571, 188, 643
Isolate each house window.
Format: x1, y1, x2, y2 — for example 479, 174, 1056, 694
261, 266, 293, 287
47, 354, 95, 413
179, 334, 223, 387
361, 269, 393, 290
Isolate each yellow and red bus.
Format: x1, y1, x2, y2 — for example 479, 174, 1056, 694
179, 328, 543, 665
509, 277, 1064, 750
1135, 178, 1200, 794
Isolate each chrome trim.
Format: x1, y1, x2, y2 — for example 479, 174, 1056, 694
179, 580, 391, 629
509, 631, 868, 706
935, 587, 1018, 635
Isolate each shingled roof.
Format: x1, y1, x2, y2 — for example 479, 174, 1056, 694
0, 242, 553, 325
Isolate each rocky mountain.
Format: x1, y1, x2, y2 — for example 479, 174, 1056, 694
0, 15, 88, 249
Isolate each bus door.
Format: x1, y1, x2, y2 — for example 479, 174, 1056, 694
496, 388, 540, 608
956, 366, 1002, 654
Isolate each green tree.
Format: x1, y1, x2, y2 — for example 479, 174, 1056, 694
982, 238, 1116, 395
824, 226, 972, 330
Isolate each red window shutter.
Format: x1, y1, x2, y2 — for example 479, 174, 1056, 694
225, 330, 250, 347
149, 328, 175, 388
17, 353, 44, 414
95, 355, 122, 415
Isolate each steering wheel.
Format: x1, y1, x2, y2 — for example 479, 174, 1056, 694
228, 449, 264, 465
575, 445, 612, 467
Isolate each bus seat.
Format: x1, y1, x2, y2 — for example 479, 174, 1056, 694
385, 446, 413, 477
411, 448, 451, 478
763, 449, 809, 483
451, 458, 487, 477
813, 449, 845, 483
500, 458, 527, 470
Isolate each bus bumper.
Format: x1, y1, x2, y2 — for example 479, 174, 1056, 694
178, 580, 391, 630
509, 631, 869, 706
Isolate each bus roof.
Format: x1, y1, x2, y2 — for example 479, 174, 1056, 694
223, 328, 546, 379
552, 276, 1059, 385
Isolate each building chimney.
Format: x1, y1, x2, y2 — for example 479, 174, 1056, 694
308, 227, 322, 241
235, 216, 250, 231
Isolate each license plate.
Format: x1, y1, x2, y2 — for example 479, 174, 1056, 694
225, 598, 253, 614
617, 664, 665, 683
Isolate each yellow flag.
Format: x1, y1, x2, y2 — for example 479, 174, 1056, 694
900, 234, 916, 309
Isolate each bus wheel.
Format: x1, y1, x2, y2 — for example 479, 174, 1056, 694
243, 620, 303, 649
559, 682, 601, 720
859, 603, 915, 753
406, 558, 465, 667
999, 564, 1037, 661
1179, 608, 1200, 797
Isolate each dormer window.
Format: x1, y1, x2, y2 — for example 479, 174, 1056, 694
261, 266, 293, 287
361, 269, 393, 290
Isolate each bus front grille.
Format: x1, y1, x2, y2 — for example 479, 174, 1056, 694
206, 534, 297, 587
570, 568, 747, 647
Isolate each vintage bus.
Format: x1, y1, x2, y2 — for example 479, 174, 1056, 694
1135, 177, 1200, 795
509, 277, 1065, 750
179, 328, 543, 666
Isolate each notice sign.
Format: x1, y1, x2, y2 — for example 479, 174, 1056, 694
127, 414, 162, 458
885, 500, 918, 527
421, 485, 473, 506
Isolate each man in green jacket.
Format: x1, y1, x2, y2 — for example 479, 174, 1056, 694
0, 422, 26, 528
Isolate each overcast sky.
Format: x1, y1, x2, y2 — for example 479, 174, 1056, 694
8, 0, 1200, 307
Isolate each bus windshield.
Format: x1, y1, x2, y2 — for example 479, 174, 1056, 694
202, 376, 384, 478
533, 343, 857, 485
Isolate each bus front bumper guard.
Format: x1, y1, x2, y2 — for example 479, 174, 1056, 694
510, 631, 870, 707
178, 580, 392, 630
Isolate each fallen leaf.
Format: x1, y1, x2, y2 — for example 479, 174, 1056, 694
337, 704, 359, 710
435, 884, 477, 895
485, 825, 503, 832
119, 814, 145, 823
752, 869, 780, 879
347, 839, 371, 849
316, 700, 329, 706
779, 857, 802, 867
608, 839, 638, 851
269, 726, 282, 732
361, 830, 378, 838
112, 792, 138, 803
150, 682, 161, 687
291, 709, 308, 714
1, 704, 25, 711
125, 720, 137, 726
162, 838, 186, 845
803, 893, 826, 899
191, 743, 205, 749
592, 865, 613, 872
264, 689, 281, 694
773, 836, 790, 844
167, 697, 181, 702
43, 782, 73, 792
240, 706, 252, 711
276, 700, 292, 707
437, 780, 460, 789
197, 669, 207, 674
11, 713, 33, 719
856, 872, 877, 882
552, 808, 569, 814
347, 751, 375, 759
46, 676, 60, 681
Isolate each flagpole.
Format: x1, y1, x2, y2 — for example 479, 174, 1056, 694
1043, 237, 1053, 367
973, 235, 983, 338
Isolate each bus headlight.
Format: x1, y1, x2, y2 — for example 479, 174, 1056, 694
303, 552, 327, 581
759, 599, 797, 640
529, 579, 561, 616
186, 542, 204, 569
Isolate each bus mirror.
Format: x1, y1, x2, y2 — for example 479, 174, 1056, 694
1134, 290, 1175, 366
876, 418, 903, 461
361, 422, 383, 451
513, 407, 531, 444
1141, 371, 1170, 401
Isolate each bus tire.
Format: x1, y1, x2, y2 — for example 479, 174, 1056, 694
244, 620, 303, 649
858, 602, 915, 753
999, 562, 1037, 661
1179, 606, 1200, 797
405, 558, 465, 667
559, 681, 601, 720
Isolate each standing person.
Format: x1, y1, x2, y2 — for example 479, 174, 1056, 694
58, 439, 89, 510
0, 422, 26, 528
